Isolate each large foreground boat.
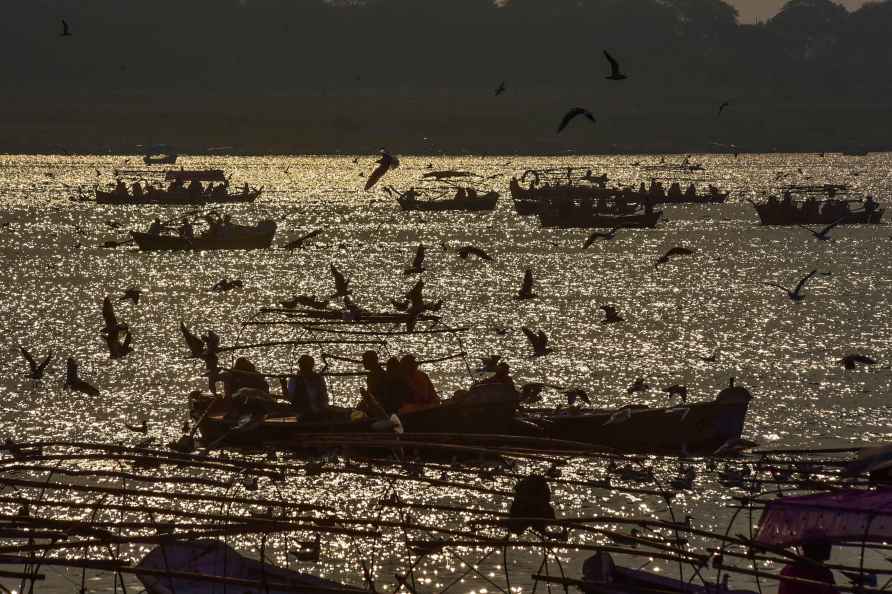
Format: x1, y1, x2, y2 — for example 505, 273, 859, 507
96, 169, 262, 206
751, 187, 884, 225
131, 217, 276, 251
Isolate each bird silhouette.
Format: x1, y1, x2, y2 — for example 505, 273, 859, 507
120, 288, 141, 305
64, 358, 100, 396
515, 268, 536, 300
838, 354, 878, 370
283, 229, 322, 250
404, 244, 426, 274
457, 245, 492, 261
627, 378, 649, 394
799, 216, 847, 241
101, 297, 128, 337
557, 108, 595, 133
521, 327, 551, 357
763, 269, 824, 302
603, 51, 627, 80
494, 81, 506, 96
281, 295, 330, 310
20, 347, 53, 379
180, 322, 204, 358
105, 330, 133, 359
662, 385, 688, 403
365, 150, 399, 190
600, 305, 624, 324
330, 264, 352, 297
656, 247, 694, 266
210, 278, 243, 292
124, 420, 148, 434
60, 19, 72, 37
717, 101, 730, 117
583, 227, 619, 247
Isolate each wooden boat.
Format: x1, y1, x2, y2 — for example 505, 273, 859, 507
538, 207, 662, 229
192, 383, 520, 449
752, 200, 884, 225
131, 220, 276, 251
96, 170, 261, 206
137, 539, 357, 594
521, 383, 752, 455
397, 190, 499, 212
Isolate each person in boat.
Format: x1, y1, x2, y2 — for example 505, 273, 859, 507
466, 187, 478, 200
287, 354, 329, 420
476, 362, 516, 392
685, 183, 697, 199
767, 195, 779, 207
454, 187, 467, 201
668, 182, 682, 199
865, 194, 878, 213
803, 196, 819, 216
222, 357, 269, 398
400, 354, 439, 408
167, 177, 184, 193
221, 214, 233, 235
114, 179, 128, 197
179, 218, 194, 239
131, 181, 143, 199
203, 213, 222, 238
242, 183, 249, 195
213, 184, 227, 198
146, 217, 163, 235
781, 191, 793, 208
206, 182, 214, 196
777, 532, 838, 594
188, 179, 202, 197
357, 350, 387, 416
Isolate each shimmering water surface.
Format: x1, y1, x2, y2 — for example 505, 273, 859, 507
1, 153, 891, 593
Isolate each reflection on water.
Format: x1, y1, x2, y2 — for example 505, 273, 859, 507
0, 153, 891, 592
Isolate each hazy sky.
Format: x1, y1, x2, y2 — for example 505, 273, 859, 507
731, 0, 867, 22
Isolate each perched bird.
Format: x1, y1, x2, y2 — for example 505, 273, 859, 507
281, 295, 329, 310
799, 217, 847, 241
565, 389, 591, 406
603, 50, 627, 81
663, 385, 688, 403
60, 19, 72, 37
124, 420, 148, 434
480, 355, 501, 372
515, 268, 536, 300
365, 150, 399, 190
557, 107, 595, 133
283, 229, 322, 250
838, 354, 878, 370
583, 227, 619, 247
20, 347, 53, 379
210, 278, 243, 292
494, 81, 506, 96
521, 327, 552, 357
717, 101, 730, 117
120, 288, 141, 305
404, 244, 426, 274
330, 264, 352, 297
600, 305, 624, 324
763, 269, 824, 302
180, 322, 204, 358
627, 378, 649, 394
64, 358, 100, 396
457, 245, 492, 261
656, 247, 694, 266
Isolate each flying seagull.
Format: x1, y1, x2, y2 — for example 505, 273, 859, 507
101, 296, 128, 337
457, 245, 492, 261
404, 244, 426, 275
283, 229, 322, 250
603, 51, 627, 81
656, 247, 694, 266
718, 101, 730, 117
763, 269, 825, 302
838, 354, 878, 370
330, 264, 352, 297
515, 268, 536, 300
365, 150, 399, 191
584, 227, 619, 248
20, 347, 53, 379
521, 327, 552, 357
64, 358, 99, 396
60, 20, 72, 37
798, 216, 847, 241
557, 108, 595, 134
494, 81, 506, 96
180, 322, 204, 358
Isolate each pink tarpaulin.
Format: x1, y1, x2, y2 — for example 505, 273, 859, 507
756, 489, 892, 546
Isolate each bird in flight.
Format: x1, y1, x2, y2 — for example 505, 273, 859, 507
799, 217, 847, 241
557, 108, 595, 134
583, 227, 620, 248
101, 296, 128, 337
281, 295, 330, 310
604, 51, 627, 81
763, 269, 826, 302
522, 327, 552, 357
180, 322, 205, 358
330, 264, 352, 297
64, 358, 99, 396
457, 245, 492, 261
283, 229, 322, 250
365, 150, 399, 191
494, 81, 506, 96
600, 305, 624, 324
20, 347, 53, 380
838, 354, 877, 370
404, 244, 426, 275
655, 247, 694, 266
718, 101, 730, 117
515, 268, 536, 300
120, 288, 141, 305
210, 278, 243, 292
60, 20, 72, 37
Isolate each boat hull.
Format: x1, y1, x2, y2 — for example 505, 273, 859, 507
754, 204, 884, 225
538, 210, 662, 229
96, 189, 261, 206
131, 221, 276, 251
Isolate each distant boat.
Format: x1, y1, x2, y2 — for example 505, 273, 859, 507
143, 144, 178, 165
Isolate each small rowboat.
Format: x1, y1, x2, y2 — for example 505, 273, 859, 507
143, 154, 177, 165
521, 384, 752, 455
131, 220, 277, 251
538, 209, 662, 229
137, 539, 357, 594
397, 190, 499, 212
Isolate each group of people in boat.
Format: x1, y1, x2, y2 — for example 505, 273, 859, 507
215, 350, 517, 423
144, 212, 237, 239
111, 178, 251, 200
764, 191, 879, 217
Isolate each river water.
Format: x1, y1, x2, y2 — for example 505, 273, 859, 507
0, 153, 890, 593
